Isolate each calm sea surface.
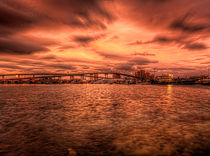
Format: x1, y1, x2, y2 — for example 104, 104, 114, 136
0, 84, 209, 156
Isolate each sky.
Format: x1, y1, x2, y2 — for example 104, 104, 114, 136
0, 0, 209, 77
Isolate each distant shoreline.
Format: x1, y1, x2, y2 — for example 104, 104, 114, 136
0, 83, 209, 85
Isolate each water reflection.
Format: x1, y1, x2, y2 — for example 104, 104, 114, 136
0, 84, 209, 156
166, 84, 173, 106
167, 85, 173, 96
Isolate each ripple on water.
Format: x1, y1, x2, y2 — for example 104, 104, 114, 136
0, 84, 209, 156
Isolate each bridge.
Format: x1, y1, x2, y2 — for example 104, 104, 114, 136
0, 72, 139, 83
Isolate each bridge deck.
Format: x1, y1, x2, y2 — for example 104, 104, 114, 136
0, 72, 140, 81
0, 72, 138, 79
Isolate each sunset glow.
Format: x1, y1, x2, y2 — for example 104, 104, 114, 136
0, 0, 209, 76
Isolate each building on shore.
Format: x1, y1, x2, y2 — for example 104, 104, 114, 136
135, 70, 154, 82
156, 74, 174, 84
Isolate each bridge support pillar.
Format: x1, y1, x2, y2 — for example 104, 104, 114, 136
81, 74, 85, 80
94, 74, 98, 81
90, 74, 94, 80
57, 77, 61, 83
105, 73, 108, 79
70, 75, 74, 80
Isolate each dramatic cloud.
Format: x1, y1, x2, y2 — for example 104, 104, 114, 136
72, 35, 102, 46
0, 0, 115, 35
132, 52, 156, 56
0, 64, 24, 70
152, 36, 209, 51
157, 67, 194, 71
95, 51, 127, 60
95, 51, 156, 61
127, 36, 186, 46
115, 64, 135, 71
184, 43, 208, 50
128, 57, 158, 65
0, 37, 49, 54
127, 41, 143, 46
41, 0, 115, 28
128, 35, 208, 51
0, 0, 38, 35
153, 36, 182, 44
119, 0, 210, 32
169, 14, 209, 33
45, 63, 77, 70
0, 0, 209, 75
40, 55, 57, 60
114, 57, 158, 71
57, 45, 76, 51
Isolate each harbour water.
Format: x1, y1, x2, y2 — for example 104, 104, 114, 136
0, 84, 209, 156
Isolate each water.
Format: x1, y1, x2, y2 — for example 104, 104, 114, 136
0, 84, 209, 156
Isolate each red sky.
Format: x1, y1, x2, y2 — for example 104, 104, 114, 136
0, 0, 209, 76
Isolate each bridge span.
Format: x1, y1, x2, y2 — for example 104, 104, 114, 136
0, 72, 138, 82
